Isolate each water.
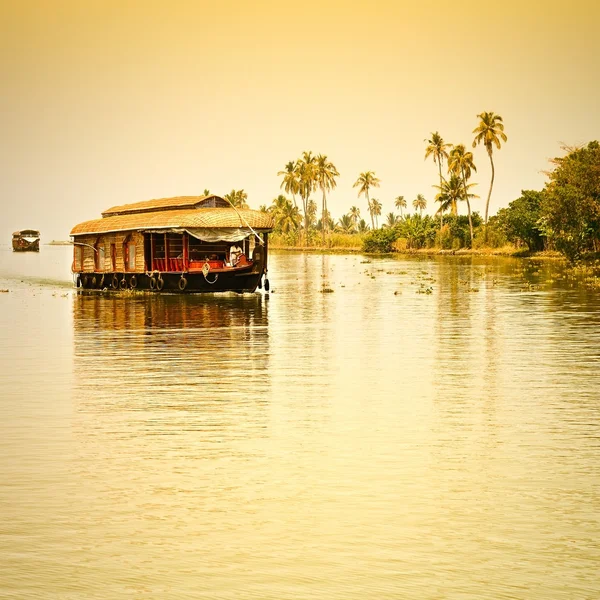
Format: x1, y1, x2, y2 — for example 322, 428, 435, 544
1, 245, 599, 599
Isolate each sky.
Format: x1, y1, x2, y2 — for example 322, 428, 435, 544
1, 0, 599, 241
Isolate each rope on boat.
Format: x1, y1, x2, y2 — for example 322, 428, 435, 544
201, 261, 219, 285
221, 197, 264, 246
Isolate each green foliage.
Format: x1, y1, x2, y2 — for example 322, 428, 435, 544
395, 214, 438, 249
495, 190, 544, 251
443, 213, 482, 248
540, 141, 600, 261
362, 227, 399, 253
270, 194, 300, 234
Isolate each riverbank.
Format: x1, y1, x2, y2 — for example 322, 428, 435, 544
270, 243, 564, 260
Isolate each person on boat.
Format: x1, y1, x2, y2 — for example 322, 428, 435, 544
228, 244, 243, 266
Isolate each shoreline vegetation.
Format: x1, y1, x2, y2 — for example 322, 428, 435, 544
252, 112, 599, 264
269, 239, 565, 259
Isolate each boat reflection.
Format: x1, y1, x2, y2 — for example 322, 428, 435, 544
71, 293, 271, 453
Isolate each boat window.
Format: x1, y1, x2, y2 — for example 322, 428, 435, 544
111, 243, 116, 271
154, 235, 166, 259
167, 234, 183, 258
188, 237, 228, 261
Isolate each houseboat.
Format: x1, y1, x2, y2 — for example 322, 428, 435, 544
12, 230, 40, 252
70, 195, 274, 293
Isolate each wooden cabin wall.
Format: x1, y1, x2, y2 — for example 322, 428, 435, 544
74, 231, 145, 272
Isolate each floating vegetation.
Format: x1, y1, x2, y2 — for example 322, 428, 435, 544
417, 285, 433, 295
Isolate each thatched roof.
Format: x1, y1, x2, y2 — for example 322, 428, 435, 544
71, 207, 274, 236
102, 195, 229, 217
13, 230, 40, 236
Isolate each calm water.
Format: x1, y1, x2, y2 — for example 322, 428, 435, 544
1, 245, 599, 599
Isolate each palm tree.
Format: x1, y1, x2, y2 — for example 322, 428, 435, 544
434, 175, 477, 215
385, 212, 400, 227
472, 112, 507, 240
203, 189, 211, 196
413, 194, 427, 215
394, 195, 407, 217
337, 214, 355, 234
316, 210, 335, 233
279, 202, 301, 234
371, 199, 382, 228
277, 161, 300, 209
296, 152, 317, 246
357, 219, 370, 233
306, 198, 318, 231
448, 144, 477, 246
315, 154, 340, 243
353, 171, 380, 230
425, 132, 451, 236
349, 206, 361, 225
224, 189, 248, 208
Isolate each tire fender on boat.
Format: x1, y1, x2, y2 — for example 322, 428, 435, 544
130, 275, 137, 289
178, 277, 187, 291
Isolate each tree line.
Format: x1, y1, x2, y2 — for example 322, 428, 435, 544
207, 120, 600, 261
264, 112, 508, 249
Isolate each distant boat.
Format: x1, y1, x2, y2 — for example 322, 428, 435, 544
12, 230, 40, 252
69, 195, 274, 293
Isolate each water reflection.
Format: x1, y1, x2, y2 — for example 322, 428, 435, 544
72, 293, 271, 451
3, 250, 600, 599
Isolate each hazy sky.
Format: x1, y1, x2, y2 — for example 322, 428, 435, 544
2, 0, 599, 241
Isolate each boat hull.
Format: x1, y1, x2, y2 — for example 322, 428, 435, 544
12, 239, 40, 252
76, 268, 263, 293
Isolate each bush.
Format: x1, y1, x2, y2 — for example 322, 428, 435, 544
362, 227, 400, 253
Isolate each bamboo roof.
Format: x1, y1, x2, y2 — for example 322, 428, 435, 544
101, 195, 228, 216
71, 207, 274, 236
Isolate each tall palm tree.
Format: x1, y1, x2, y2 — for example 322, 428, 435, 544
413, 194, 427, 215
353, 171, 380, 230
371, 199, 382, 228
425, 131, 450, 235
277, 161, 300, 209
315, 154, 340, 243
349, 206, 361, 225
296, 152, 317, 246
472, 112, 507, 239
448, 144, 477, 246
394, 195, 407, 217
